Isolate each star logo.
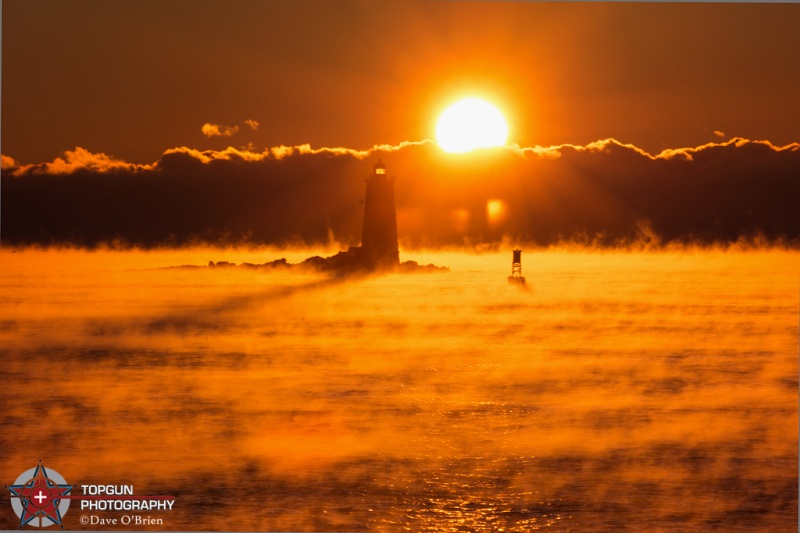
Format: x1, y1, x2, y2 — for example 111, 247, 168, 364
5, 460, 73, 529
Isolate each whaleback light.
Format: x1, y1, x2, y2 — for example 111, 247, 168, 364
361, 159, 399, 269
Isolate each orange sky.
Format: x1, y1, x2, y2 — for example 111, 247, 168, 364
3, 1, 800, 164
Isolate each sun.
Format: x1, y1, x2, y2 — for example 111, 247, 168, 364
436, 98, 509, 153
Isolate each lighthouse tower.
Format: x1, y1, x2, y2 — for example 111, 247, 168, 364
361, 159, 399, 269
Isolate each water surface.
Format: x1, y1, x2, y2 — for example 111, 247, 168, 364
1, 248, 796, 531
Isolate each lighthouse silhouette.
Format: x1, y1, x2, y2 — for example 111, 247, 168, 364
360, 159, 399, 269
300, 159, 401, 273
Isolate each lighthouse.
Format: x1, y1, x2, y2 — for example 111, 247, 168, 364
360, 159, 399, 269
299, 159, 402, 273
292, 159, 446, 274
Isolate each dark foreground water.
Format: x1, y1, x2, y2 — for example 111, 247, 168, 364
1, 248, 797, 532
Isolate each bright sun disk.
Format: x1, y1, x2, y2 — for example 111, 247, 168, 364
436, 98, 509, 153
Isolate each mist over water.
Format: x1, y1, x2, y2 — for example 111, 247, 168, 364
1, 247, 796, 532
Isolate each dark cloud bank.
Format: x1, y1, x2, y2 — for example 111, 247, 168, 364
2, 139, 798, 249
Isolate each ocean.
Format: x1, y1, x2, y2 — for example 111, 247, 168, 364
1, 247, 797, 532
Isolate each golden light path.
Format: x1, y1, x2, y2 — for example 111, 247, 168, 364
436, 98, 509, 153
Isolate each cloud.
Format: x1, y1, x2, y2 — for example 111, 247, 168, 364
157, 140, 429, 165
253, 140, 432, 161
714, 130, 725, 138
276, 140, 432, 160
653, 137, 800, 162
201, 122, 240, 138
162, 145, 268, 164
202, 120, 260, 138
1, 154, 17, 170
6, 147, 153, 176
2, 138, 798, 248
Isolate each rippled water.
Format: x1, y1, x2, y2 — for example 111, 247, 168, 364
1, 248, 797, 532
